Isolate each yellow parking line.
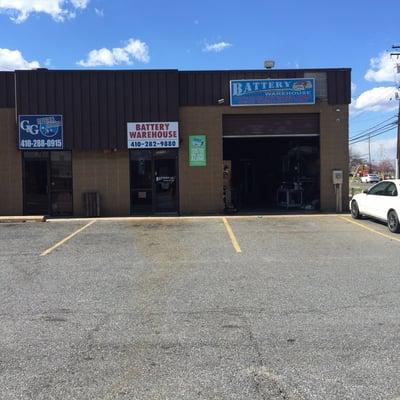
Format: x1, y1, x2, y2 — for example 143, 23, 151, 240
340, 217, 400, 243
40, 220, 97, 256
222, 217, 242, 253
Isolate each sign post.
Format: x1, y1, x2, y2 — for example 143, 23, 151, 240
189, 135, 207, 167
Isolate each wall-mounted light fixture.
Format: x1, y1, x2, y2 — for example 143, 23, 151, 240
264, 60, 275, 69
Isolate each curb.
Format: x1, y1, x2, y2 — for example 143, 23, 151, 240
0, 216, 46, 223
47, 214, 349, 223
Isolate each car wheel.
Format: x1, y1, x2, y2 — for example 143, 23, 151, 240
387, 210, 400, 233
351, 200, 361, 219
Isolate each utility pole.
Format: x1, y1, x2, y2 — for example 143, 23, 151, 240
397, 93, 400, 178
379, 143, 384, 159
391, 45, 400, 178
368, 132, 372, 171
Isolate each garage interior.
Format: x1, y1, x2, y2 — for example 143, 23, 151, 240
223, 113, 320, 212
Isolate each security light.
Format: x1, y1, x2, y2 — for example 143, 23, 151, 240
264, 60, 275, 69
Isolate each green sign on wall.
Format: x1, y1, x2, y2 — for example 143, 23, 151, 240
189, 135, 207, 167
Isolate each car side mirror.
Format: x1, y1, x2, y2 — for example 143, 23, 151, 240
363, 189, 369, 194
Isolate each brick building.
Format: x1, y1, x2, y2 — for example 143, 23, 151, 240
0, 68, 351, 216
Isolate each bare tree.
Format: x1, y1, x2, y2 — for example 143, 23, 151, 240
375, 159, 395, 175
349, 148, 367, 174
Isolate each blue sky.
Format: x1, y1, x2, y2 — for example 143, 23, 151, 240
0, 0, 399, 161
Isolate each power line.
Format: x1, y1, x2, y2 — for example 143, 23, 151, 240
349, 123, 397, 144
350, 120, 397, 142
350, 128, 395, 148
350, 123, 396, 142
350, 121, 398, 142
349, 125, 397, 146
350, 111, 393, 126
350, 115, 397, 138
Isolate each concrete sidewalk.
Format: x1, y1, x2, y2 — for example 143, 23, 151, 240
46, 213, 346, 223
0, 215, 46, 223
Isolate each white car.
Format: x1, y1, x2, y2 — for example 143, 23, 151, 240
350, 179, 400, 233
360, 174, 380, 183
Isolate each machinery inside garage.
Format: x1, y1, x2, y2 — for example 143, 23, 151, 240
223, 113, 320, 212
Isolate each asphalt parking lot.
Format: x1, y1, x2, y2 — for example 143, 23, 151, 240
1, 215, 400, 400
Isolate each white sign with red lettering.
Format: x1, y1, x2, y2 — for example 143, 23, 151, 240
127, 121, 179, 149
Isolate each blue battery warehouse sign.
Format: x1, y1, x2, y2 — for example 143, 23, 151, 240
230, 78, 315, 106
19, 115, 63, 150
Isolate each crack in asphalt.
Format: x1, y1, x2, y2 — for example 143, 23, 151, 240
240, 312, 300, 400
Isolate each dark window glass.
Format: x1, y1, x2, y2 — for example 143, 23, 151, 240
154, 157, 177, 212
23, 151, 72, 216
130, 149, 178, 214
131, 158, 152, 189
131, 150, 152, 161
50, 151, 73, 216
368, 182, 391, 196
384, 183, 398, 197
23, 151, 49, 159
130, 150, 153, 214
24, 158, 49, 215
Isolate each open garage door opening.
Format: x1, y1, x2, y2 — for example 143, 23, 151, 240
223, 114, 320, 213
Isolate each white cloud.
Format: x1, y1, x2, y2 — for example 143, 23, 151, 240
202, 41, 232, 53
77, 39, 150, 67
350, 86, 398, 114
94, 7, 103, 17
349, 51, 399, 162
364, 52, 397, 83
0, 48, 40, 70
0, 0, 89, 23
70, 0, 88, 7
351, 81, 357, 95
